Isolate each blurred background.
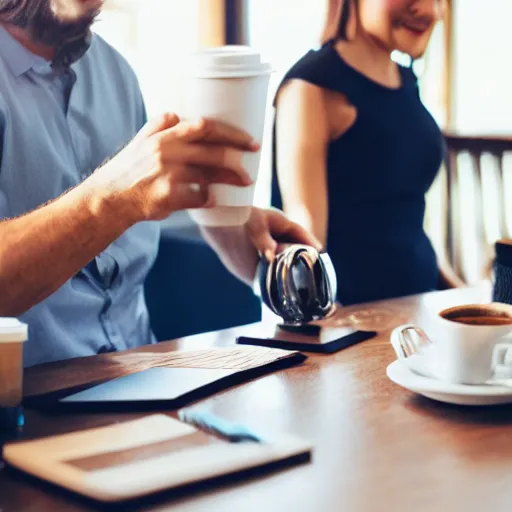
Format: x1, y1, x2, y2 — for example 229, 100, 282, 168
94, 0, 512, 338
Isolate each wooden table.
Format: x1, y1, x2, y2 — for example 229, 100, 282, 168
3, 284, 512, 512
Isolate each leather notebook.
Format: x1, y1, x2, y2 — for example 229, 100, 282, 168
25, 346, 307, 411
3, 414, 312, 503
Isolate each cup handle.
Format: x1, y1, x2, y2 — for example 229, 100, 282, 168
492, 341, 512, 377
390, 324, 430, 360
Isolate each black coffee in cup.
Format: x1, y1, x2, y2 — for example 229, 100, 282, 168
441, 303, 512, 326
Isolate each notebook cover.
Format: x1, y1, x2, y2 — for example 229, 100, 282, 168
25, 350, 307, 411
24, 346, 305, 399
2, 414, 312, 503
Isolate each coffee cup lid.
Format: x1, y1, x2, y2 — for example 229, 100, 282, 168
0, 318, 28, 343
187, 45, 272, 78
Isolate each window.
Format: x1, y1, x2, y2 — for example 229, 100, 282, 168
416, 20, 448, 128
452, 0, 512, 133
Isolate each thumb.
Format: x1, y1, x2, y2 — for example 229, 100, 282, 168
137, 112, 180, 139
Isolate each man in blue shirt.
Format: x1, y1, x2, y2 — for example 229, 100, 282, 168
0, 0, 319, 367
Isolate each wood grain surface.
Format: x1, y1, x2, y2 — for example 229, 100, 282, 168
4, 284, 512, 512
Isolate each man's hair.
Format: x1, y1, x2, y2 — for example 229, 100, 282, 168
0, 0, 99, 64
0, 0, 45, 26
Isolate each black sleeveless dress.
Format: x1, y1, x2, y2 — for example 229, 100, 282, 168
271, 41, 444, 305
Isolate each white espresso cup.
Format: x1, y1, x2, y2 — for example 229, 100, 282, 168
394, 303, 512, 385
183, 45, 272, 227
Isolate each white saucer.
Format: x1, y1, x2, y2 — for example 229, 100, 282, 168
386, 360, 512, 406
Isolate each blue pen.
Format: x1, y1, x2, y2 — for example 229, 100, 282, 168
178, 410, 264, 444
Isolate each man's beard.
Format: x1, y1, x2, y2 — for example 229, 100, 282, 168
1, 1, 100, 54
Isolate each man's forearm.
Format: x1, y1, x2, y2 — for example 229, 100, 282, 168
0, 184, 132, 316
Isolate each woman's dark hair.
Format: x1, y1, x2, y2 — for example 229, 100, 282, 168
321, 0, 359, 45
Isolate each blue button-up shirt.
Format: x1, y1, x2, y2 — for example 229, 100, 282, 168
0, 26, 160, 367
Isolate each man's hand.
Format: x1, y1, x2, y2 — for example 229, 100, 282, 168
200, 207, 322, 286
85, 113, 259, 225
0, 113, 259, 316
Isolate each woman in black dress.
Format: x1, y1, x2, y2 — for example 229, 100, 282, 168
272, 0, 463, 305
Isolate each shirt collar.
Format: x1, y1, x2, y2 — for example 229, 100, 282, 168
0, 24, 44, 77
0, 24, 92, 77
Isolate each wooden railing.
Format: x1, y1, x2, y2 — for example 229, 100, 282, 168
428, 133, 512, 283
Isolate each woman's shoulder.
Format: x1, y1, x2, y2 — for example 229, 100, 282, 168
273, 43, 344, 107
283, 42, 339, 83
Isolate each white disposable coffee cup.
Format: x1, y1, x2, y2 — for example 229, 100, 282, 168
183, 46, 272, 227
0, 318, 28, 408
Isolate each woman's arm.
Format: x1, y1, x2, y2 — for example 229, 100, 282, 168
437, 259, 467, 289
274, 80, 331, 247
275, 80, 356, 248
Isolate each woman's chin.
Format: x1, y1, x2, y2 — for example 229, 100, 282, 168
392, 32, 432, 60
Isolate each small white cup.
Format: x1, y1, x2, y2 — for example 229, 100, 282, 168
397, 303, 512, 385
182, 46, 272, 227
0, 318, 28, 409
